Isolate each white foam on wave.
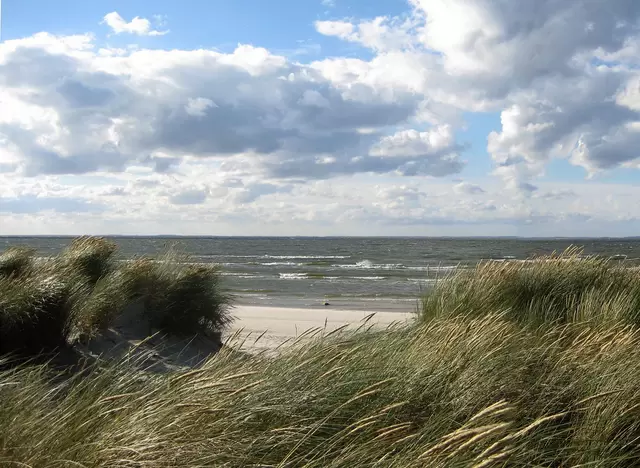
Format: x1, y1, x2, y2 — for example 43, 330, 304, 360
352, 276, 386, 280
197, 254, 350, 260
279, 273, 308, 280
260, 262, 300, 266
221, 272, 261, 279
337, 260, 403, 270
335, 260, 459, 271
263, 255, 350, 259
406, 265, 459, 272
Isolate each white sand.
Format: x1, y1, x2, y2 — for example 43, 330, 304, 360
226, 305, 414, 353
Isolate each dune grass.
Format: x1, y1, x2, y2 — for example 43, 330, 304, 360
0, 273, 73, 355
123, 252, 233, 336
2, 315, 640, 466
61, 236, 119, 285
3, 247, 640, 465
0, 237, 232, 356
420, 246, 640, 327
0, 246, 36, 278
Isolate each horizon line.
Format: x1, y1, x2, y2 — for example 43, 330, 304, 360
2, 235, 640, 240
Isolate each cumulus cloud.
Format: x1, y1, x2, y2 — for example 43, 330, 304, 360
315, 16, 418, 52
102, 12, 168, 36
313, 0, 640, 191
168, 188, 208, 205
432, 0, 640, 184
453, 182, 485, 195
185, 97, 217, 117
0, 33, 463, 182
315, 21, 354, 39
370, 126, 455, 158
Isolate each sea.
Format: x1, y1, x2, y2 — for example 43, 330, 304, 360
2, 237, 640, 312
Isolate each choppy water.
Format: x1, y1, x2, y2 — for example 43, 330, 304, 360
2, 237, 640, 311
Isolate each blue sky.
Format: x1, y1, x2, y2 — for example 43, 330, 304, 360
1, 0, 640, 236
3, 0, 407, 54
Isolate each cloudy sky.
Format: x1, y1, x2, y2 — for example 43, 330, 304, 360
1, 0, 639, 237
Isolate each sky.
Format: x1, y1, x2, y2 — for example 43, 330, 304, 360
0, 0, 640, 237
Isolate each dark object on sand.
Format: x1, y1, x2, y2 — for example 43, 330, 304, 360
324, 301, 330, 306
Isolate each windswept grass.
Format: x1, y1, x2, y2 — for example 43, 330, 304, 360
123, 252, 233, 336
60, 236, 118, 284
2, 316, 640, 466
0, 238, 233, 356
0, 274, 73, 355
4, 245, 640, 465
0, 246, 36, 278
69, 268, 136, 339
420, 246, 640, 327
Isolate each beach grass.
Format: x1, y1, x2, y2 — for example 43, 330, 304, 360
0, 246, 36, 278
0, 237, 232, 356
2, 315, 640, 466
122, 252, 233, 336
420, 246, 640, 327
2, 245, 640, 465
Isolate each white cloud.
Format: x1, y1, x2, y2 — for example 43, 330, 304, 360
298, 90, 331, 108
2, 171, 640, 236
315, 16, 417, 52
185, 97, 217, 117
168, 188, 208, 205
315, 21, 354, 39
0, 33, 462, 182
102, 12, 168, 37
313, 0, 640, 192
453, 182, 485, 195
534, 189, 577, 201
371, 126, 456, 157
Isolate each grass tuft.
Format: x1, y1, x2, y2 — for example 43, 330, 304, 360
124, 252, 234, 336
0, 238, 233, 355
0, 246, 36, 278
420, 246, 640, 327
60, 236, 118, 284
0, 274, 73, 355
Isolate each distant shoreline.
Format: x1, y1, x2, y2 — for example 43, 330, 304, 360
4, 235, 640, 240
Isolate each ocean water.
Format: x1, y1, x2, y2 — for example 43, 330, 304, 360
2, 237, 640, 312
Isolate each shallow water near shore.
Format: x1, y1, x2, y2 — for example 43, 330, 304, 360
3, 236, 640, 311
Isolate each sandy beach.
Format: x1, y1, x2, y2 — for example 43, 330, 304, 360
226, 305, 414, 352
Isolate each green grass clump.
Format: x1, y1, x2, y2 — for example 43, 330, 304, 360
420, 246, 640, 327
123, 253, 233, 337
0, 238, 233, 355
0, 246, 36, 278
60, 236, 118, 284
0, 274, 74, 355
68, 269, 136, 339
2, 316, 640, 466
